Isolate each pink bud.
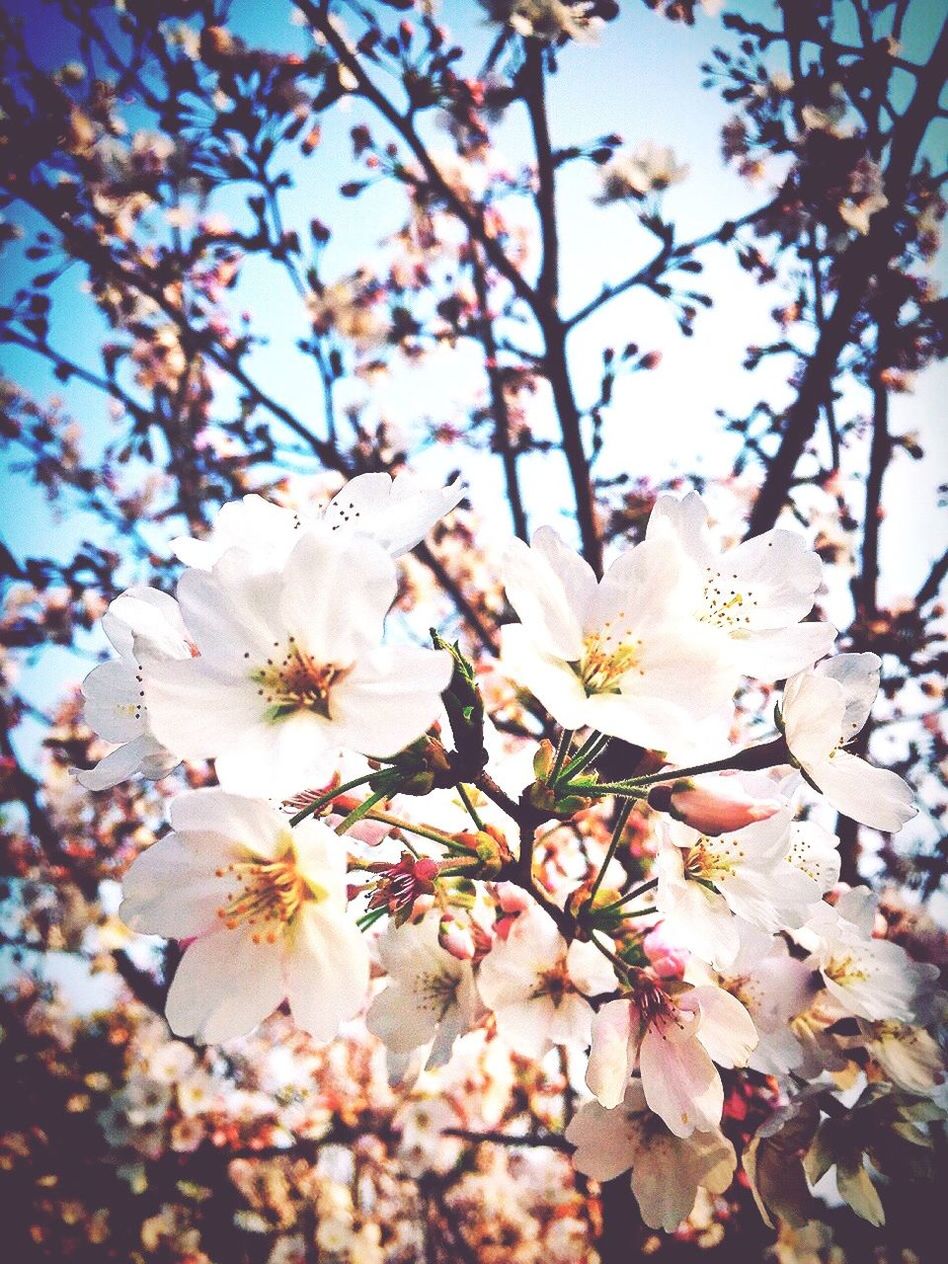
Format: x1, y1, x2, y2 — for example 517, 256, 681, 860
669, 773, 782, 836
642, 925, 688, 979
439, 919, 475, 961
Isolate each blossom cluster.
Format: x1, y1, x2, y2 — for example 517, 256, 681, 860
71, 472, 944, 1236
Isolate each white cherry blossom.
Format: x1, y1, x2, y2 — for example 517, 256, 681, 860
645, 491, 837, 681
500, 525, 738, 757
781, 653, 916, 832
857, 1020, 944, 1094
172, 471, 464, 569
688, 927, 815, 1077
144, 527, 452, 798
73, 586, 191, 790
586, 983, 757, 1137
366, 913, 480, 1074
119, 789, 370, 1043
798, 887, 937, 1023
477, 902, 617, 1057
566, 1082, 736, 1232
654, 810, 840, 968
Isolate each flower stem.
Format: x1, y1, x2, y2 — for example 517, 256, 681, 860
363, 809, 472, 853
588, 930, 635, 983
334, 789, 392, 836
456, 782, 485, 830
289, 771, 387, 827
549, 728, 575, 782
584, 799, 634, 912
596, 877, 658, 916
557, 731, 609, 783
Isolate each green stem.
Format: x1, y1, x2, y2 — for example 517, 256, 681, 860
585, 799, 634, 911
334, 789, 392, 836
596, 877, 658, 916
558, 731, 609, 783
363, 809, 472, 853
564, 739, 785, 798
356, 906, 388, 932
589, 930, 634, 982
289, 771, 387, 827
549, 728, 575, 782
456, 783, 485, 830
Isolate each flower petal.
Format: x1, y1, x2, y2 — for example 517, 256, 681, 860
165, 926, 284, 1043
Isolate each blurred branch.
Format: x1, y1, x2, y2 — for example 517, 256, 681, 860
746, 15, 948, 536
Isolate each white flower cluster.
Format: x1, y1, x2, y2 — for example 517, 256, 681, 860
73, 477, 942, 1234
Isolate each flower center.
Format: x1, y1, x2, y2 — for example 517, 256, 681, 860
536, 957, 572, 1007
701, 568, 758, 630
824, 952, 869, 986
578, 624, 643, 695
251, 637, 351, 723
215, 854, 325, 943
686, 834, 745, 881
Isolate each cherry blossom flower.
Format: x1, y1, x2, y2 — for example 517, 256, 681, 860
119, 789, 370, 1043
499, 524, 737, 756
366, 913, 480, 1074
477, 902, 617, 1057
144, 528, 452, 798
596, 142, 689, 203
586, 983, 757, 1136
688, 927, 815, 1077
857, 1020, 944, 1094
172, 471, 464, 569
780, 653, 916, 831
566, 1082, 736, 1231
73, 586, 191, 790
798, 887, 937, 1023
645, 491, 837, 681
654, 810, 840, 968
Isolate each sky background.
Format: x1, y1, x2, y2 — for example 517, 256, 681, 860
1, 1, 945, 856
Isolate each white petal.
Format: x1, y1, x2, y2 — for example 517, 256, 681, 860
330, 646, 453, 757
639, 1016, 722, 1138
645, 491, 714, 568
82, 660, 145, 743
73, 732, 162, 791
106, 586, 191, 660
809, 749, 916, 832
367, 983, 438, 1053
501, 532, 585, 661
499, 623, 590, 729
817, 652, 880, 739
631, 1128, 736, 1232
782, 670, 845, 768
735, 622, 837, 681
120, 828, 238, 938
165, 926, 284, 1043
175, 558, 282, 672
586, 1000, 637, 1109
213, 713, 337, 801
324, 471, 464, 557
567, 937, 619, 995
688, 986, 758, 1067
168, 789, 288, 859
143, 657, 264, 761
280, 528, 396, 663
284, 901, 370, 1042
172, 495, 298, 570
565, 1098, 636, 1182
718, 529, 823, 628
